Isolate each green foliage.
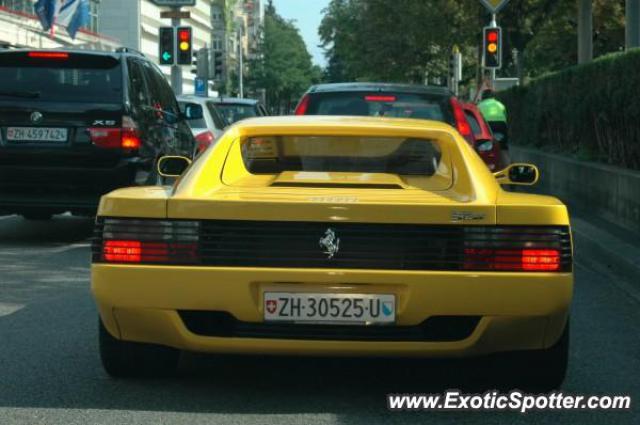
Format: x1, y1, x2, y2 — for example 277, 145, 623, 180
319, 0, 627, 83
245, 1, 318, 113
498, 49, 640, 170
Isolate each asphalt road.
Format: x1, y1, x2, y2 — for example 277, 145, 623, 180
0, 214, 638, 425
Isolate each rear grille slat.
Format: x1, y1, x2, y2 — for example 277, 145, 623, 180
92, 218, 572, 272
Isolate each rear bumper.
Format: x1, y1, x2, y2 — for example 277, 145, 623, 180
92, 265, 573, 357
0, 161, 141, 211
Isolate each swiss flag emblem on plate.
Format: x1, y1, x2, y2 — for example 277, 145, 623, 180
265, 299, 278, 314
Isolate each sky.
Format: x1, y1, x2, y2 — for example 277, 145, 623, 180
272, 0, 330, 67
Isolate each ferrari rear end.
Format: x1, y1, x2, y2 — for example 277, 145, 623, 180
91, 116, 573, 388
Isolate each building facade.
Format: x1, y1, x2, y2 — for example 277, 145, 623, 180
0, 0, 119, 50
100, 0, 214, 94
212, 0, 264, 96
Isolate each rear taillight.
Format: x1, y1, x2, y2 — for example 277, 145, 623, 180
195, 131, 215, 153
95, 219, 200, 264
464, 248, 561, 272
89, 116, 141, 150
294, 94, 310, 115
103, 240, 197, 263
28, 51, 69, 60
450, 98, 472, 139
365, 95, 397, 102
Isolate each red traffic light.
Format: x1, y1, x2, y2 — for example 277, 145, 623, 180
486, 31, 499, 43
178, 29, 190, 41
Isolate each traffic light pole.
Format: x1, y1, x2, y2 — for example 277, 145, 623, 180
627, 0, 640, 49
171, 7, 183, 95
489, 14, 497, 87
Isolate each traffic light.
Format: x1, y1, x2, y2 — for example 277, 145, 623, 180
158, 27, 174, 65
176, 26, 192, 65
483, 26, 502, 69
212, 51, 224, 80
191, 48, 209, 78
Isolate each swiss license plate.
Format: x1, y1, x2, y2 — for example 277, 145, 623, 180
7, 127, 68, 142
264, 292, 396, 324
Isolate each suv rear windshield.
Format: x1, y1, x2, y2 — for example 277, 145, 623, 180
306, 92, 452, 123
0, 52, 122, 104
241, 136, 442, 176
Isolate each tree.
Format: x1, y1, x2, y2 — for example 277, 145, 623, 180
246, 1, 318, 113
319, 0, 627, 85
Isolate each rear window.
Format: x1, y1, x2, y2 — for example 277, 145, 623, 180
240, 136, 442, 176
464, 111, 482, 136
216, 103, 258, 124
306, 92, 451, 123
205, 102, 228, 129
0, 52, 122, 104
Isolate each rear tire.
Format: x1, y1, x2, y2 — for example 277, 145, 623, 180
99, 319, 179, 378
496, 321, 569, 391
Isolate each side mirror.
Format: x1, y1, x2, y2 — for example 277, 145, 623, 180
157, 156, 192, 178
494, 163, 540, 186
183, 102, 204, 120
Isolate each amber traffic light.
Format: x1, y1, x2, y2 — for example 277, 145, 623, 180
176, 27, 192, 65
483, 27, 502, 69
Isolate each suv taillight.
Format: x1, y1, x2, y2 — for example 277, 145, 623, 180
95, 219, 200, 264
88, 116, 141, 150
294, 94, 310, 115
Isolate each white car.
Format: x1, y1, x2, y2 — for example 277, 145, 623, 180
178, 95, 228, 156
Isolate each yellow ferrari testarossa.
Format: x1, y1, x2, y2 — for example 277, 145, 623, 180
91, 116, 572, 388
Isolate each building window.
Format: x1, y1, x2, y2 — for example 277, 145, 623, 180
212, 36, 223, 51
89, 0, 99, 33
211, 5, 223, 23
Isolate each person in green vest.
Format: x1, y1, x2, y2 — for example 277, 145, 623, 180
478, 89, 510, 167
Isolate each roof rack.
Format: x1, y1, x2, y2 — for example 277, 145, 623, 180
115, 47, 145, 57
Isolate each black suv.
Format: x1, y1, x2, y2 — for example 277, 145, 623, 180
0, 48, 196, 219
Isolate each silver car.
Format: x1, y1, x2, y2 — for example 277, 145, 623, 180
178, 95, 228, 157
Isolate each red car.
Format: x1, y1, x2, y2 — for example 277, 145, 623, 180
461, 102, 501, 171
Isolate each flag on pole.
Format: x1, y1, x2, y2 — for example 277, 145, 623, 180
64, 0, 90, 39
34, 0, 90, 40
34, 0, 57, 31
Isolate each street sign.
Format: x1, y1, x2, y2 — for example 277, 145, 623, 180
478, 0, 511, 14
150, 0, 196, 7
195, 77, 208, 97
161, 10, 191, 19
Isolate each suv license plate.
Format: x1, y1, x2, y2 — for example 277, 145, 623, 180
264, 292, 395, 325
7, 127, 68, 142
